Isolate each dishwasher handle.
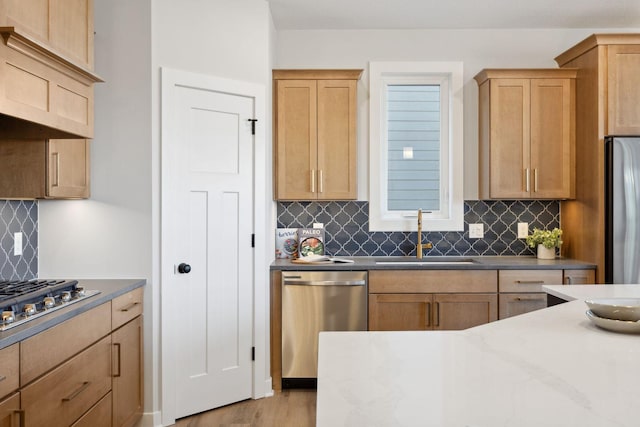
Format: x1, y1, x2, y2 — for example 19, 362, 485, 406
283, 277, 366, 286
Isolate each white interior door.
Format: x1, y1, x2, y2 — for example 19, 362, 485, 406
163, 76, 254, 419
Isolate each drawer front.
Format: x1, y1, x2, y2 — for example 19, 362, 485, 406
0, 393, 21, 427
71, 392, 112, 427
21, 336, 111, 427
499, 293, 547, 319
112, 287, 144, 330
499, 270, 563, 293
0, 344, 19, 399
21, 302, 111, 385
369, 270, 498, 293
563, 269, 596, 285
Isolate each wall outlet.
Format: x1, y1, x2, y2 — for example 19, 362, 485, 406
313, 223, 324, 229
14, 232, 22, 256
469, 223, 484, 239
517, 222, 529, 238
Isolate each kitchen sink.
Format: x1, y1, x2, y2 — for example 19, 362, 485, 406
374, 257, 477, 265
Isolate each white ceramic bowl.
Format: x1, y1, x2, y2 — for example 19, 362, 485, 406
585, 298, 640, 321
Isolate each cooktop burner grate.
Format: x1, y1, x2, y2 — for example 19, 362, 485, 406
0, 279, 99, 331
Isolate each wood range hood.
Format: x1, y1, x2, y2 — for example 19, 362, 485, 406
0, 26, 102, 140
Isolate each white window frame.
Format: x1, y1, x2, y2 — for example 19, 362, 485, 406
369, 61, 464, 232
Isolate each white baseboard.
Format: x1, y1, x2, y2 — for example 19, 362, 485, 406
137, 411, 163, 427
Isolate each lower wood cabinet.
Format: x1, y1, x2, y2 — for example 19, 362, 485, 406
71, 393, 112, 427
2, 288, 144, 427
498, 268, 595, 319
0, 393, 21, 427
499, 293, 547, 319
369, 292, 498, 331
112, 316, 143, 427
21, 336, 111, 427
563, 269, 596, 285
368, 270, 499, 331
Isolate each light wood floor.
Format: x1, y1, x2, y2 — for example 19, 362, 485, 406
174, 390, 317, 427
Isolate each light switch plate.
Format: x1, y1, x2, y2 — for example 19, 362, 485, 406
469, 223, 484, 239
14, 232, 22, 256
517, 222, 529, 238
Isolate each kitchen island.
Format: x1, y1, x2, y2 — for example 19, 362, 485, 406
316, 285, 640, 426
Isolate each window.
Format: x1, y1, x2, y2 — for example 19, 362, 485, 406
369, 62, 464, 231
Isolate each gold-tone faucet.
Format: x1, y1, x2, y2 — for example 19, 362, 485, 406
416, 209, 432, 259
417, 209, 423, 259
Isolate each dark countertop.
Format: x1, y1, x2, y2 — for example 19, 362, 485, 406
271, 256, 596, 271
0, 278, 146, 350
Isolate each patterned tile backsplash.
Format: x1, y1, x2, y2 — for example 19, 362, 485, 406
0, 200, 38, 280
277, 200, 560, 257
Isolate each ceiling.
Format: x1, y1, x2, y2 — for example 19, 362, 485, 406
268, 0, 640, 30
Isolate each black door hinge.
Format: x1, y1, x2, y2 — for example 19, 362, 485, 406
248, 118, 258, 135
251, 233, 255, 248
252, 346, 255, 361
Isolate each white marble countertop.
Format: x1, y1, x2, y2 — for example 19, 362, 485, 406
317, 285, 640, 427
543, 283, 640, 301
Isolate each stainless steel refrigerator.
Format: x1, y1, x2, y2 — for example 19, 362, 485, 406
605, 136, 640, 283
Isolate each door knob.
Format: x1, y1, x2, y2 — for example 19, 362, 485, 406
178, 263, 191, 274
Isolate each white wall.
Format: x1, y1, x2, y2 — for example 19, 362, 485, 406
38, 0, 155, 419
275, 28, 634, 200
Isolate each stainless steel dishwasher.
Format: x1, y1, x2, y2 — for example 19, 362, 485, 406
281, 270, 367, 388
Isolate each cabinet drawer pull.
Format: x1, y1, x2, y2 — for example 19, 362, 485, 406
515, 280, 544, 284
434, 302, 440, 327
120, 301, 140, 312
113, 343, 122, 377
514, 297, 543, 301
62, 381, 91, 402
13, 409, 25, 427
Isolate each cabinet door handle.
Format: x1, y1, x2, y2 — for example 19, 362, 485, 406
425, 302, 431, 328
0, 375, 6, 382
113, 343, 122, 377
515, 280, 544, 284
525, 168, 530, 192
62, 381, 91, 402
13, 409, 25, 427
53, 152, 60, 187
534, 168, 538, 192
564, 276, 572, 285
318, 169, 323, 193
310, 170, 315, 193
120, 302, 140, 312
434, 302, 440, 327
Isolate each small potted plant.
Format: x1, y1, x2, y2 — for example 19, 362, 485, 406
525, 227, 563, 259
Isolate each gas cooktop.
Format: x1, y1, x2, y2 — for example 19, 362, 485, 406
0, 279, 100, 331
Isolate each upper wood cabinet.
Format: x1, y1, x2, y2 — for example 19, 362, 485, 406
474, 69, 577, 200
0, 0, 94, 69
0, 0, 101, 139
273, 69, 362, 200
554, 34, 640, 283
0, 138, 89, 199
